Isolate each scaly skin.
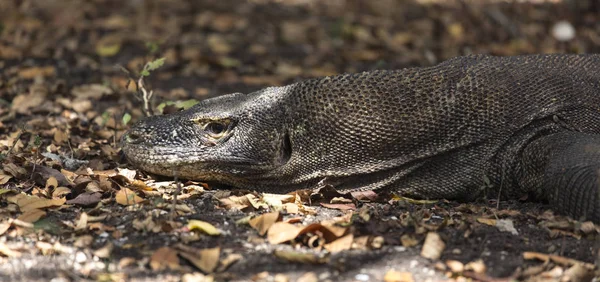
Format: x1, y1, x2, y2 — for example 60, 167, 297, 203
123, 54, 600, 222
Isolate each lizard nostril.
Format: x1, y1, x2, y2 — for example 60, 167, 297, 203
125, 132, 143, 144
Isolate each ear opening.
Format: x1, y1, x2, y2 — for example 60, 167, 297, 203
277, 132, 292, 166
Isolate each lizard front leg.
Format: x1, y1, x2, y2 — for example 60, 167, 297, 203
520, 131, 600, 222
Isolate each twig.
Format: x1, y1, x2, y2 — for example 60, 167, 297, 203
137, 77, 154, 117
523, 251, 595, 268
170, 169, 181, 221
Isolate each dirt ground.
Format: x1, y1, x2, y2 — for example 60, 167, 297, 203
1, 0, 600, 281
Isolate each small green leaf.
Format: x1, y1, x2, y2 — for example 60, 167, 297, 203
140, 69, 150, 77
122, 113, 132, 126
33, 135, 41, 146
96, 42, 121, 57
156, 101, 175, 113
101, 111, 111, 127
145, 57, 165, 72
145, 42, 159, 54
176, 99, 200, 110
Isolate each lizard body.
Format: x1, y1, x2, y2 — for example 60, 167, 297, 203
123, 54, 600, 222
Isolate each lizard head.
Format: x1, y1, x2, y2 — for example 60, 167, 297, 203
121, 88, 292, 187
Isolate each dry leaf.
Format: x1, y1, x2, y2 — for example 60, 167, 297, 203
0, 171, 12, 184
323, 234, 353, 253
45, 177, 58, 190
219, 195, 252, 210
3, 163, 27, 178
115, 188, 144, 205
400, 234, 419, 247
420, 232, 445, 260
273, 249, 328, 264
11, 84, 48, 114
17, 66, 56, 79
52, 187, 71, 198
283, 203, 299, 214
35, 241, 55, 255
71, 84, 113, 99
187, 220, 221, 236
53, 129, 68, 144
477, 218, 496, 226
180, 247, 221, 273
523, 252, 595, 268
465, 259, 486, 274
75, 212, 88, 231
17, 209, 46, 223
296, 272, 318, 282
249, 212, 281, 236
216, 253, 242, 272
320, 202, 356, 210
182, 272, 214, 282
150, 247, 181, 271
118, 257, 137, 269
350, 190, 378, 201
0, 220, 11, 236
563, 263, 595, 282
262, 193, 295, 208
0, 242, 22, 257
116, 168, 137, 182
93, 242, 114, 259
383, 270, 414, 282
7, 194, 66, 212
267, 222, 302, 244
446, 260, 464, 273
66, 192, 102, 206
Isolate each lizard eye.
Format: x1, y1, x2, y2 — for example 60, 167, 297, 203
204, 121, 229, 138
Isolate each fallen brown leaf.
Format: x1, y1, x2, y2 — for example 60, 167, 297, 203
75, 212, 88, 231
179, 247, 221, 273
150, 247, 181, 271
0, 242, 22, 257
115, 188, 144, 205
17, 209, 47, 223
267, 222, 302, 244
383, 270, 414, 282
323, 234, 353, 253
52, 187, 71, 198
17, 66, 56, 79
7, 194, 66, 212
93, 242, 114, 259
0, 171, 12, 184
71, 84, 113, 99
523, 252, 595, 268
465, 259, 486, 274
273, 249, 328, 264
421, 232, 445, 260
320, 202, 356, 211
66, 192, 102, 206
11, 83, 48, 114
0, 220, 11, 236
215, 253, 242, 272
249, 212, 281, 236
296, 272, 318, 282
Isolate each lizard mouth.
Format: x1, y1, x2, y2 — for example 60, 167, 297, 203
121, 140, 273, 181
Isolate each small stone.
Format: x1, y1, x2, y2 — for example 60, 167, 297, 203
354, 274, 370, 281
446, 260, 464, 273
552, 21, 575, 42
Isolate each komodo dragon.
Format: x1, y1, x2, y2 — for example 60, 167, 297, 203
122, 54, 600, 222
